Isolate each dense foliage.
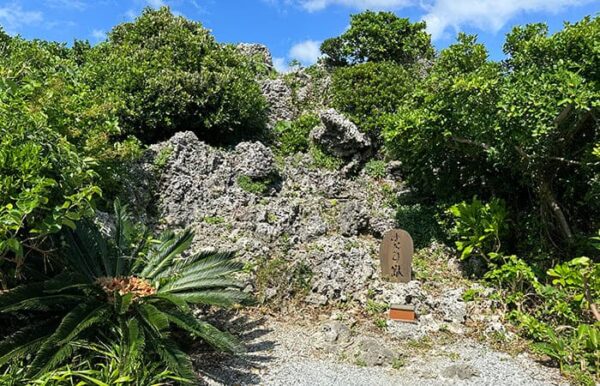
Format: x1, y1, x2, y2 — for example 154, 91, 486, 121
331, 61, 416, 137
0, 202, 248, 382
448, 198, 599, 381
0, 37, 104, 288
384, 19, 600, 255
320, 11, 434, 66
274, 113, 320, 155
84, 7, 267, 143
0, 8, 262, 382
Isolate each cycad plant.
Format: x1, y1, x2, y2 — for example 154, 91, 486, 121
0, 201, 249, 382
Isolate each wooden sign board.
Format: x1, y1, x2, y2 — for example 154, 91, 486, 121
379, 229, 414, 283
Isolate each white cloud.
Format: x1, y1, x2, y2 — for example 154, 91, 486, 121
422, 0, 594, 40
91, 29, 106, 41
289, 39, 322, 65
273, 57, 290, 73
270, 0, 593, 41
0, 3, 43, 34
299, 0, 412, 11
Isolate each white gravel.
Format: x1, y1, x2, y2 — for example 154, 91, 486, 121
194, 316, 567, 386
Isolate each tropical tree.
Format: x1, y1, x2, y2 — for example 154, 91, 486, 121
83, 7, 267, 143
0, 202, 249, 382
320, 11, 434, 66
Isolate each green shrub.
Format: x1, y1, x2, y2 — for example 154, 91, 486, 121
321, 11, 434, 66
396, 204, 444, 249
84, 7, 267, 144
153, 145, 173, 169
331, 62, 415, 135
446, 197, 508, 262
0, 202, 249, 382
506, 256, 600, 380
364, 160, 387, 178
1, 341, 184, 385
0, 52, 104, 285
443, 195, 600, 376
0, 32, 142, 213
385, 19, 600, 252
275, 114, 320, 155
309, 145, 344, 170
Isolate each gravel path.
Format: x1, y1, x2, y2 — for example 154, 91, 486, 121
194, 315, 567, 386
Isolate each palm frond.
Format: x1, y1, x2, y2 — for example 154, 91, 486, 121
140, 229, 194, 279
163, 278, 243, 293
0, 294, 85, 313
173, 253, 242, 280
159, 252, 243, 292
152, 250, 235, 281
168, 290, 251, 307
115, 292, 134, 315
164, 310, 244, 353
0, 282, 44, 309
43, 272, 90, 294
0, 322, 56, 366
63, 222, 109, 280
28, 303, 109, 377
30, 341, 76, 378
113, 199, 138, 276
150, 336, 195, 381
121, 318, 145, 374
147, 293, 190, 312
137, 303, 169, 333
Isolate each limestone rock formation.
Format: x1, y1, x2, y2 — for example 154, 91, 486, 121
260, 78, 296, 126
310, 109, 371, 158
147, 131, 396, 308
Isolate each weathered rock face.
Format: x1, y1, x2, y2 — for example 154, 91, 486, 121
233, 141, 276, 179
145, 131, 472, 335
259, 66, 331, 128
237, 43, 273, 70
310, 109, 371, 159
261, 78, 296, 126
148, 131, 397, 307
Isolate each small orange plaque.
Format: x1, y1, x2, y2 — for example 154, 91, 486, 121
389, 304, 416, 323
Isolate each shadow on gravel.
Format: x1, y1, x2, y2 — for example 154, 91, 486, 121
192, 312, 277, 385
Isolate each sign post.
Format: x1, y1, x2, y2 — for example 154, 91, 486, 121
379, 229, 414, 283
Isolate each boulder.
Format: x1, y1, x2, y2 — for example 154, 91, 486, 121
260, 78, 296, 126
233, 141, 276, 179
310, 109, 371, 158
355, 338, 395, 366
338, 200, 369, 236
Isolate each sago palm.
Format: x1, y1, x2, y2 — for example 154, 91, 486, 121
0, 201, 249, 381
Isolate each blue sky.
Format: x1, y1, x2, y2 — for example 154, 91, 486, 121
1, 0, 598, 71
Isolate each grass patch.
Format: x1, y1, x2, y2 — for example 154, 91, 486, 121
237, 174, 279, 195
203, 216, 225, 225
254, 257, 313, 304
364, 159, 387, 178
274, 114, 320, 155
309, 145, 344, 170
153, 145, 173, 168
